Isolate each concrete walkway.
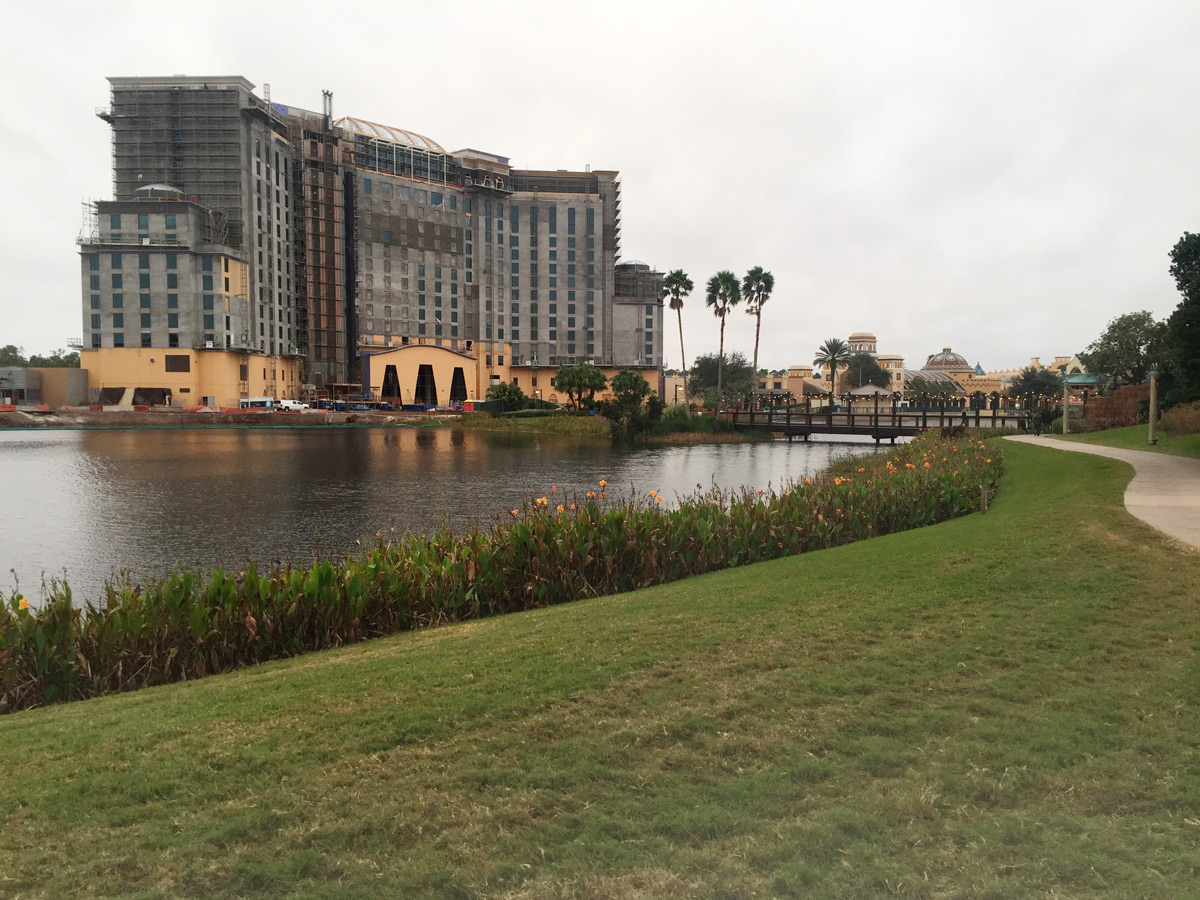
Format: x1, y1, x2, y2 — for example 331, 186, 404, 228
1006, 435, 1200, 550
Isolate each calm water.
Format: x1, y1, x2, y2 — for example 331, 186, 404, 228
0, 427, 879, 602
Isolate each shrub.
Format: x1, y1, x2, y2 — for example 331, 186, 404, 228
652, 406, 734, 435
0, 435, 1001, 714
1160, 401, 1200, 435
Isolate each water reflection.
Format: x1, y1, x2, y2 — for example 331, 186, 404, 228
0, 427, 877, 603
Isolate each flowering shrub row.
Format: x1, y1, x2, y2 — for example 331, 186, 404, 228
0, 434, 1001, 713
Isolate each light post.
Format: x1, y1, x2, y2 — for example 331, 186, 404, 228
1148, 366, 1159, 445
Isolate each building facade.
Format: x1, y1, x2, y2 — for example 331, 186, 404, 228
80, 75, 662, 404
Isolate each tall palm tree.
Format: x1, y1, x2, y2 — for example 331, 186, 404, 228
705, 270, 741, 413
813, 337, 850, 403
661, 269, 694, 414
742, 266, 775, 380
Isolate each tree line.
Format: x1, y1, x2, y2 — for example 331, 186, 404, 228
0, 345, 80, 368
1071, 233, 1200, 407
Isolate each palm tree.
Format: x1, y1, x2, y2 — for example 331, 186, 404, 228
705, 270, 741, 413
661, 269, 694, 414
742, 266, 775, 380
813, 337, 850, 403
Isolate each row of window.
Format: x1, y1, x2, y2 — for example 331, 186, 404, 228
108, 213, 177, 231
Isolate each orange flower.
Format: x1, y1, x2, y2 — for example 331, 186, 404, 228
511, 509, 519, 516
857, 467, 865, 473
599, 479, 608, 487
551, 485, 557, 493
570, 503, 576, 510
655, 495, 663, 503
587, 491, 596, 499
986, 458, 992, 463
712, 499, 719, 505
757, 489, 763, 495
18, 597, 29, 610
804, 477, 811, 484
557, 504, 564, 512
835, 508, 842, 514
649, 490, 658, 497
923, 462, 930, 468
537, 496, 548, 505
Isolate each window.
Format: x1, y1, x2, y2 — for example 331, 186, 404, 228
165, 214, 176, 230
139, 253, 149, 269
363, 177, 372, 194
203, 314, 215, 330
167, 294, 178, 309
137, 214, 149, 230
112, 294, 123, 308
109, 214, 121, 230
90, 314, 101, 329
164, 354, 190, 373
203, 295, 214, 310
90, 275, 100, 291
169, 333, 179, 347
141, 313, 151, 328
202, 275, 213, 291
88, 255, 99, 271
167, 274, 178, 289
168, 313, 179, 329
91, 334, 101, 348
113, 332, 124, 347
202, 255, 214, 271
139, 274, 150, 290
167, 254, 177, 269
111, 273, 122, 289
141, 294, 150, 308
90, 295, 100, 310
141, 333, 151, 347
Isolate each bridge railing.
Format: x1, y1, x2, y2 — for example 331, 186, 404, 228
730, 403, 1029, 434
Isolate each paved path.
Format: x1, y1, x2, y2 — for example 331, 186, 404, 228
1006, 435, 1200, 550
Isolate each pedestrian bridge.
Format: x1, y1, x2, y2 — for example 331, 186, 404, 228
729, 406, 1028, 443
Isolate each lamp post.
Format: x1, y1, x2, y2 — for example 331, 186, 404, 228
1148, 366, 1159, 445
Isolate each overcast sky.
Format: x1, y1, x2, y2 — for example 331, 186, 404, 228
3, 0, 1197, 373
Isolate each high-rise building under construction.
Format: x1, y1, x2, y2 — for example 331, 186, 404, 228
80, 75, 663, 402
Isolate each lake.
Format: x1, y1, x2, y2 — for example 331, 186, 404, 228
0, 426, 881, 602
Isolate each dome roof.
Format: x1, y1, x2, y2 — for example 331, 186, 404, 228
922, 347, 973, 372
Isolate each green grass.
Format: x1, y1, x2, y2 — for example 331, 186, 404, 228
2, 441, 1199, 898
1054, 423, 1200, 458
457, 412, 612, 437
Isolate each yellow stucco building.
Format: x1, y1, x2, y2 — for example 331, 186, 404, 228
80, 348, 302, 407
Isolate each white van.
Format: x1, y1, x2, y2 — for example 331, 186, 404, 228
278, 399, 310, 411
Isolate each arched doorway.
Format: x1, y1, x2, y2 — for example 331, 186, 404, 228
381, 365, 401, 400
449, 367, 467, 404
414, 364, 438, 405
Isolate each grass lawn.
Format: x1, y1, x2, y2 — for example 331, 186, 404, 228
1055, 423, 1200, 459
2, 441, 1199, 898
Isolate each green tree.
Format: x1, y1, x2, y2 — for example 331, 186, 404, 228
844, 353, 891, 389
661, 269, 694, 414
27, 349, 81, 368
705, 271, 741, 412
598, 369, 662, 438
687, 352, 754, 410
485, 380, 527, 410
0, 345, 26, 367
1168, 232, 1200, 397
1007, 366, 1062, 402
552, 363, 607, 410
1078, 311, 1168, 387
741, 266, 775, 379
813, 338, 850, 401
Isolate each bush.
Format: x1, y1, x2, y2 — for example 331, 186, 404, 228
1160, 401, 1200, 435
1, 434, 1001, 714
652, 406, 735, 435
